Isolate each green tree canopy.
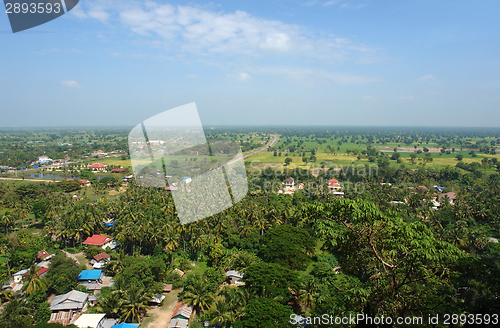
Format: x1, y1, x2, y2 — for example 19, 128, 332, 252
46, 253, 80, 294
308, 198, 466, 317
259, 225, 315, 270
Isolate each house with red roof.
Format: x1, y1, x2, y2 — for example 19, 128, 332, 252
67, 179, 91, 187
328, 179, 341, 192
36, 267, 49, 278
110, 168, 126, 174
92, 252, 110, 263
88, 163, 108, 172
36, 249, 54, 262
83, 235, 117, 250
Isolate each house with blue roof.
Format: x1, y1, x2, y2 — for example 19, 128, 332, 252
77, 270, 103, 281
111, 323, 139, 328
77, 270, 103, 291
433, 185, 445, 192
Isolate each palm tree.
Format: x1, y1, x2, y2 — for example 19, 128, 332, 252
181, 280, 214, 313
120, 286, 151, 323
106, 252, 125, 275
163, 226, 180, 266
208, 300, 232, 327
0, 245, 11, 278
0, 289, 13, 307
298, 278, 318, 313
22, 264, 48, 296
95, 292, 123, 318
0, 212, 14, 234
0, 297, 34, 327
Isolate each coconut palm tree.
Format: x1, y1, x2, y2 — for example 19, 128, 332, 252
0, 289, 13, 307
0, 212, 14, 234
0, 296, 33, 327
181, 280, 214, 313
22, 264, 48, 296
298, 278, 318, 313
95, 291, 123, 319
208, 300, 232, 327
120, 286, 151, 323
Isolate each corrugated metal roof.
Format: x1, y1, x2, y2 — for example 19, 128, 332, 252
172, 302, 193, 320
77, 270, 102, 280
168, 318, 188, 328
50, 290, 88, 311
226, 270, 243, 279
48, 311, 72, 326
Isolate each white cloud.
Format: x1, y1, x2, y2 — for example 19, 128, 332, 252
228, 72, 252, 82
417, 75, 436, 82
185, 74, 199, 79
399, 95, 415, 100
72, 1, 381, 63
60, 80, 82, 88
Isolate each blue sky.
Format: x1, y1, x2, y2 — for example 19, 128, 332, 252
1, 0, 499, 127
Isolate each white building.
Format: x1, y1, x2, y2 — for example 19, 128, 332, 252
73, 313, 106, 328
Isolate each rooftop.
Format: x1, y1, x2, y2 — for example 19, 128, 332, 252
74, 313, 106, 328
77, 270, 102, 281
50, 290, 89, 311
93, 252, 110, 262
88, 163, 107, 168
83, 235, 113, 246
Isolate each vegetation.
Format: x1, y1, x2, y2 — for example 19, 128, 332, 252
0, 127, 499, 327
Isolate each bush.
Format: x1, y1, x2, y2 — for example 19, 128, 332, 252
84, 246, 103, 259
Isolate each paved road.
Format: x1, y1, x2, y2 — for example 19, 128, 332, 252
225, 134, 279, 166
243, 134, 278, 159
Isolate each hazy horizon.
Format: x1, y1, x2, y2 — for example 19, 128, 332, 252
1, 0, 500, 127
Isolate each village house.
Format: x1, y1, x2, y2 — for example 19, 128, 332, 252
73, 313, 106, 328
13, 269, 28, 283
88, 163, 108, 172
226, 270, 244, 285
92, 150, 108, 157
36, 249, 54, 262
48, 290, 89, 325
91, 252, 110, 269
83, 234, 117, 250
77, 270, 104, 291
67, 178, 91, 187
91, 252, 110, 264
168, 302, 194, 328
37, 155, 53, 164
328, 179, 342, 192
438, 192, 457, 205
